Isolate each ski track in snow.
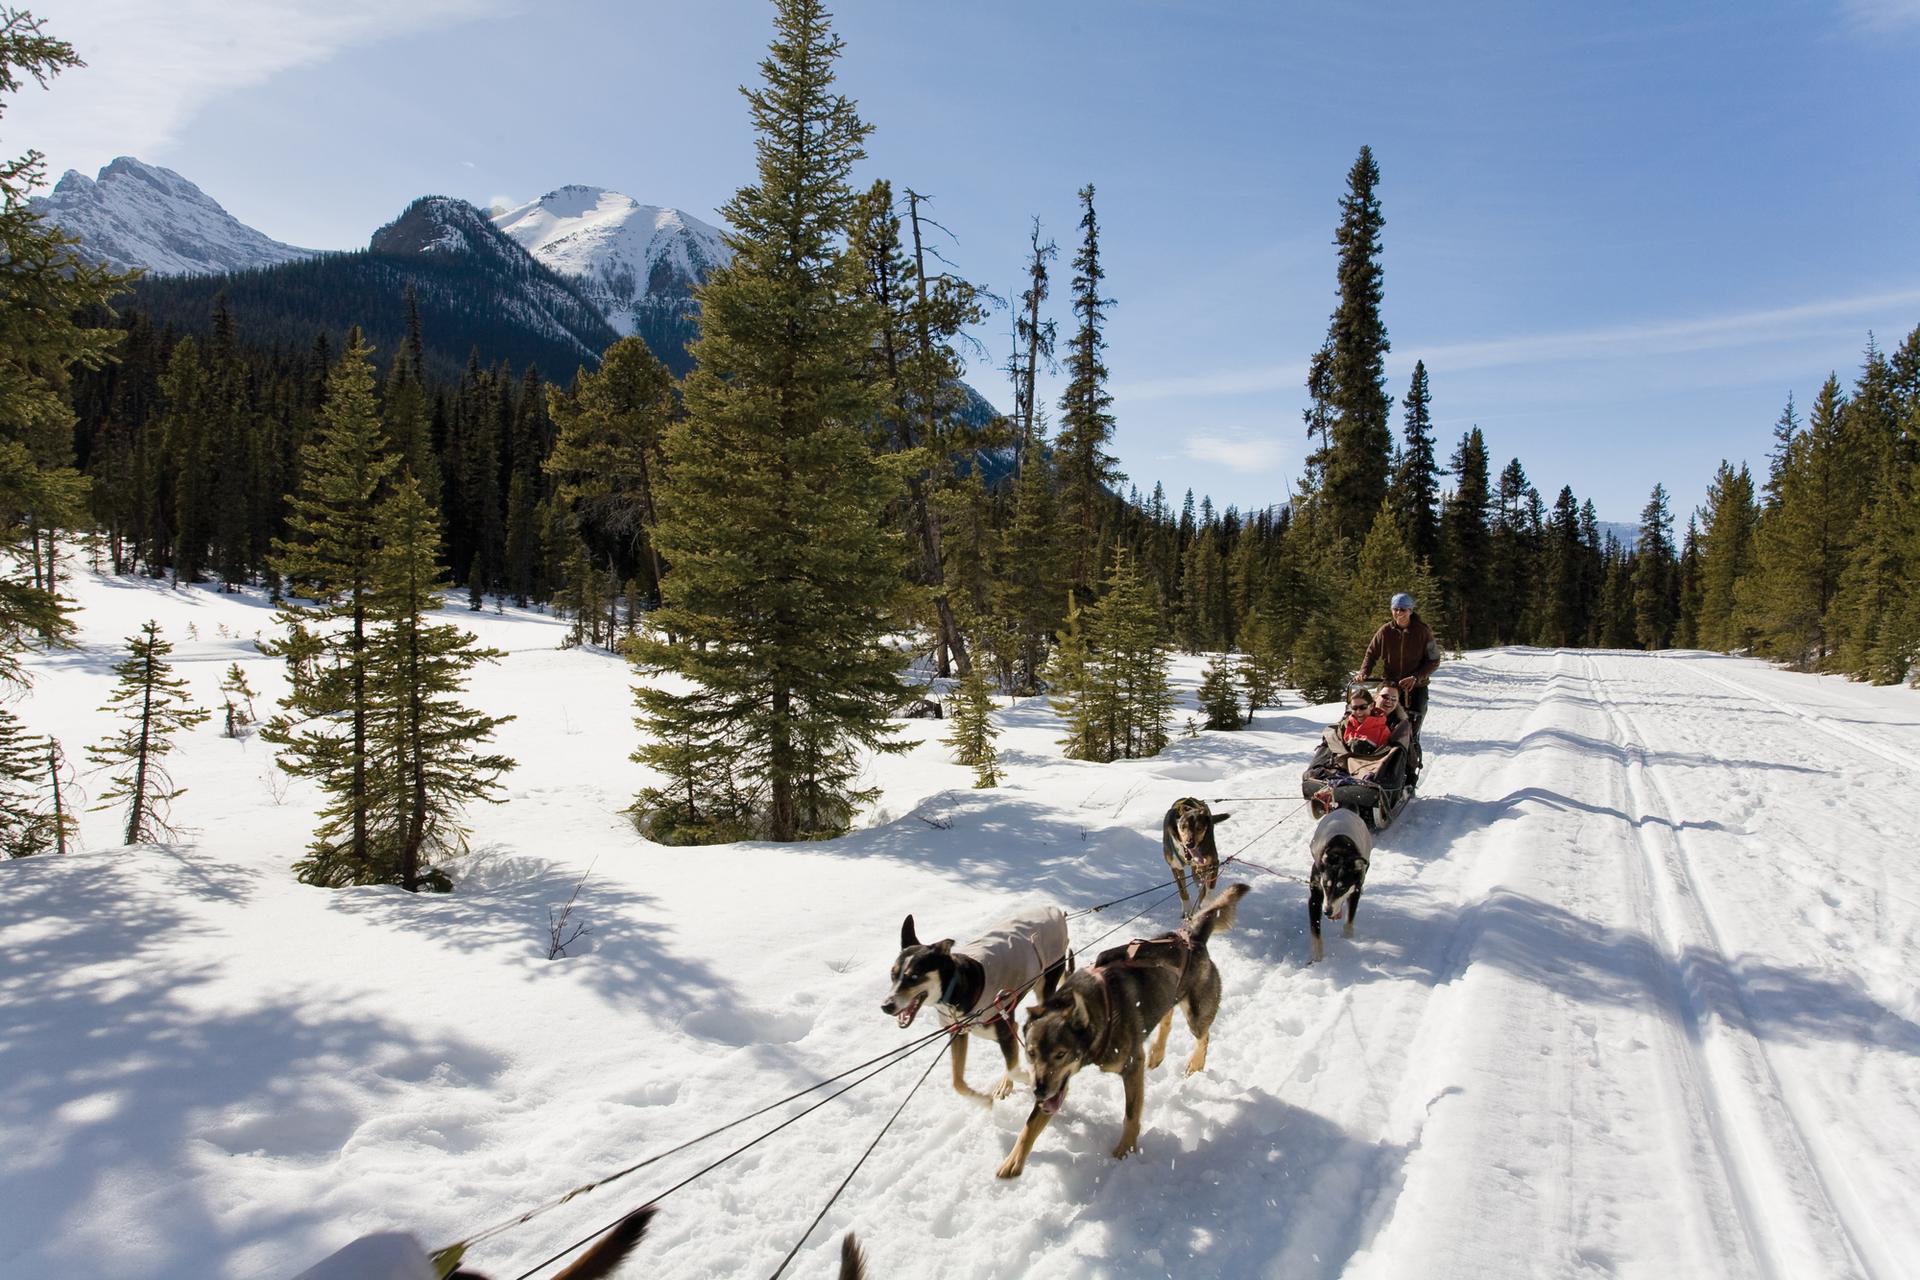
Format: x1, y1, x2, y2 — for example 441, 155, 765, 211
3, 572, 1918, 1280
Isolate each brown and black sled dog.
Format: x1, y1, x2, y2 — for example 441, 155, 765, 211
1161, 797, 1231, 919
995, 883, 1251, 1178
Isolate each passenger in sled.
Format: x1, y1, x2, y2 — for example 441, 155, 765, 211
1300, 685, 1414, 830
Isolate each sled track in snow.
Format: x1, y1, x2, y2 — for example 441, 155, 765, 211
1582, 654, 1884, 1279
1666, 658, 1920, 777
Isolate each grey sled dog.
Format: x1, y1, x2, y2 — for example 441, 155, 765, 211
997, 884, 1250, 1178
881, 905, 1072, 1104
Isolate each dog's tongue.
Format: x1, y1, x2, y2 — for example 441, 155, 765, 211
896, 994, 924, 1029
1039, 1090, 1064, 1115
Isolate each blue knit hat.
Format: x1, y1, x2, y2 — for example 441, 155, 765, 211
1390, 592, 1415, 610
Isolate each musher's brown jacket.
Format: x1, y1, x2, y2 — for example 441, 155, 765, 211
1360, 611, 1441, 685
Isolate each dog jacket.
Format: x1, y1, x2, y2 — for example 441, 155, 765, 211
1310, 807, 1374, 863
938, 905, 1070, 1025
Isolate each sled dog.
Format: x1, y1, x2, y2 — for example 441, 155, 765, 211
996, 884, 1250, 1178
1308, 807, 1372, 962
1161, 797, 1231, 919
881, 905, 1071, 1104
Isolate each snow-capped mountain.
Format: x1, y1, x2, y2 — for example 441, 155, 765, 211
364, 195, 619, 368
492, 186, 729, 374
29, 156, 318, 276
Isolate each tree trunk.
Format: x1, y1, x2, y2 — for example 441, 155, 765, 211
906, 190, 970, 677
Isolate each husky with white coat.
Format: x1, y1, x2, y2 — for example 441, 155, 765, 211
880, 905, 1071, 1104
1309, 807, 1373, 962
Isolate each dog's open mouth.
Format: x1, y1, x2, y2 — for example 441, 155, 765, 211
895, 994, 925, 1029
1039, 1089, 1065, 1114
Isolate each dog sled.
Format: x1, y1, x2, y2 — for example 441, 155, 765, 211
1300, 719, 1415, 830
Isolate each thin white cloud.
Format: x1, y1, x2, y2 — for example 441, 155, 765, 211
1182, 430, 1287, 474
1844, 0, 1920, 29
9, 1, 516, 181
1117, 287, 1920, 403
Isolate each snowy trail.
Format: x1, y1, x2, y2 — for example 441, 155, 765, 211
5, 574, 1920, 1280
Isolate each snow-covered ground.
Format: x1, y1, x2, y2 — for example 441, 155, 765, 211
5, 567, 1919, 1280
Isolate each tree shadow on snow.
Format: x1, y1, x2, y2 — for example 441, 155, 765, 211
319, 845, 769, 1038
0, 853, 508, 1280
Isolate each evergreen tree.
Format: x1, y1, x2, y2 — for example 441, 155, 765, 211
545, 336, 676, 601
0, 703, 53, 856
1320, 146, 1392, 543
1394, 359, 1440, 564
1438, 427, 1491, 648
1696, 461, 1758, 651
1487, 458, 1538, 644
1238, 619, 1282, 712
219, 661, 257, 738
850, 181, 988, 676
997, 445, 1064, 694
1538, 486, 1585, 647
1198, 654, 1244, 730
1674, 516, 1702, 649
263, 333, 395, 882
1011, 218, 1058, 480
1351, 499, 1437, 658
1053, 551, 1172, 761
1056, 183, 1120, 591
383, 285, 441, 505
945, 664, 1002, 786
631, 0, 908, 843
88, 620, 209, 844
1742, 375, 1847, 665
0, 11, 131, 685
1633, 484, 1677, 649
1046, 590, 1101, 760
362, 475, 514, 890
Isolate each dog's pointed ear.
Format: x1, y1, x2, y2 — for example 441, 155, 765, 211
1068, 990, 1092, 1029
1211, 811, 1232, 826
935, 938, 955, 955
900, 915, 918, 949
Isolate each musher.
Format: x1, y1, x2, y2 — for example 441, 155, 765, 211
1358, 592, 1440, 783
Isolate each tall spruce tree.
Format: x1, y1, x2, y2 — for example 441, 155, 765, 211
631, 0, 908, 843
1696, 461, 1758, 652
1321, 146, 1392, 543
1742, 375, 1847, 665
1633, 484, 1677, 649
1011, 218, 1057, 480
88, 620, 209, 844
363, 475, 513, 890
263, 333, 396, 883
1056, 183, 1120, 592
1438, 427, 1491, 648
1394, 359, 1440, 564
1538, 486, 1585, 647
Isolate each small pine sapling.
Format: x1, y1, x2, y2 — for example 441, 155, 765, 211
88, 621, 210, 844
1198, 654, 1245, 729
944, 666, 1003, 787
219, 662, 258, 738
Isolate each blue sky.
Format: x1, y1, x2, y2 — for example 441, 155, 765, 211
16, 0, 1920, 523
